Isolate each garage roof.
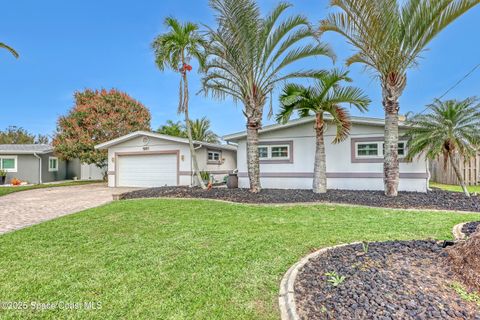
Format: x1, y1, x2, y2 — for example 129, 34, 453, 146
95, 131, 237, 151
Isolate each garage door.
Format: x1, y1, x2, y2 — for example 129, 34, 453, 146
117, 153, 177, 187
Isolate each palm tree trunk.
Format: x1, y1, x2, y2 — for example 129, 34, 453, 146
246, 115, 262, 193
448, 152, 470, 197
313, 112, 327, 193
382, 84, 400, 197
181, 62, 206, 190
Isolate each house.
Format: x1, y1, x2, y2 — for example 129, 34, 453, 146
0, 144, 104, 184
223, 115, 429, 192
95, 131, 237, 188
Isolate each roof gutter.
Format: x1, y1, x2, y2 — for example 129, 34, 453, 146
33, 152, 42, 184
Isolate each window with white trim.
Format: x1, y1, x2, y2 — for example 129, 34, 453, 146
356, 141, 406, 158
258, 144, 290, 160
207, 150, 221, 162
0, 156, 17, 172
49, 157, 58, 172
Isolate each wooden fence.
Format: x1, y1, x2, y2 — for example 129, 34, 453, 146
429, 153, 480, 186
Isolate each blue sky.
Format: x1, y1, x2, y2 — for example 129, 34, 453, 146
1, 0, 479, 138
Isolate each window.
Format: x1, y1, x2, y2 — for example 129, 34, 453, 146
0, 156, 17, 172
207, 151, 221, 162
49, 157, 58, 172
356, 141, 407, 158
382, 142, 405, 156
258, 144, 291, 161
357, 143, 379, 156
258, 147, 268, 159
271, 146, 289, 158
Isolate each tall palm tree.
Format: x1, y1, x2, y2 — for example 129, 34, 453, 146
320, 0, 479, 197
152, 17, 207, 189
406, 98, 480, 197
189, 117, 219, 144
277, 70, 370, 193
0, 42, 19, 58
202, 0, 335, 192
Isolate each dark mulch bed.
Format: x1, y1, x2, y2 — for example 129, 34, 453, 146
462, 221, 480, 237
295, 240, 480, 320
121, 187, 480, 212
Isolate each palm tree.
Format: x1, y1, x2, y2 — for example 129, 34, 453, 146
320, 0, 479, 197
0, 42, 19, 58
277, 70, 370, 193
152, 17, 208, 189
202, 0, 335, 192
189, 117, 219, 144
156, 120, 187, 138
406, 98, 480, 197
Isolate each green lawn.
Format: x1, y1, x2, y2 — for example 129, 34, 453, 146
0, 199, 478, 319
0, 180, 103, 197
430, 182, 480, 193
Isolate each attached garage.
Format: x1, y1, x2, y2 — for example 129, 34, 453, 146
95, 131, 237, 188
116, 152, 178, 187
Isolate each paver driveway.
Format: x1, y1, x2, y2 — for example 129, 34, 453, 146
0, 183, 137, 234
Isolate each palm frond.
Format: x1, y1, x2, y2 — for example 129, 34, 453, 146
0, 42, 19, 58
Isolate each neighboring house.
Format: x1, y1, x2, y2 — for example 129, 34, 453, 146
95, 131, 237, 188
223, 115, 429, 192
0, 144, 103, 184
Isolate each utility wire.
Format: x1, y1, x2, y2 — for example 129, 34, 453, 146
416, 62, 480, 115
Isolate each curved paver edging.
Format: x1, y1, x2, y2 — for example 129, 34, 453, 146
452, 222, 467, 240
278, 242, 360, 320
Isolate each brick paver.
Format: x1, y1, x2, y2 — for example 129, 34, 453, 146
0, 183, 136, 234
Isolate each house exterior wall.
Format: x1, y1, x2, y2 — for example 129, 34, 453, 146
105, 135, 237, 187
67, 158, 105, 180
233, 121, 428, 192
1, 152, 67, 184
3, 154, 40, 184
40, 153, 67, 183
66, 158, 82, 179
195, 148, 237, 183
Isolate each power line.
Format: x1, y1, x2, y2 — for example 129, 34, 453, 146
416, 62, 480, 115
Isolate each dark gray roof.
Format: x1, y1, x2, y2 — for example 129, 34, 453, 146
0, 144, 53, 154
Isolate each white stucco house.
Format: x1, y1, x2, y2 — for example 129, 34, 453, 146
95, 131, 237, 188
223, 115, 429, 192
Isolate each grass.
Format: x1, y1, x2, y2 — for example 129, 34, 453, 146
452, 282, 480, 307
0, 199, 478, 319
430, 182, 480, 193
0, 180, 102, 197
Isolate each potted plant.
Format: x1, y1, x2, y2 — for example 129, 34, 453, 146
199, 171, 210, 186
0, 170, 6, 185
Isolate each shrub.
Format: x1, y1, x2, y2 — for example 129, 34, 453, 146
448, 226, 480, 291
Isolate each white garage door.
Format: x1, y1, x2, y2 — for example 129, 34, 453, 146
117, 153, 177, 187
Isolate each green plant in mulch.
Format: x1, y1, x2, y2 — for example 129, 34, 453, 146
325, 271, 346, 287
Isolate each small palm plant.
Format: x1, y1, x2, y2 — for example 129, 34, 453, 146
406, 98, 480, 197
152, 17, 207, 189
0, 42, 19, 58
277, 70, 370, 193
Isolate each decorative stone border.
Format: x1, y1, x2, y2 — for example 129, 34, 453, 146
452, 222, 467, 240
278, 243, 359, 320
